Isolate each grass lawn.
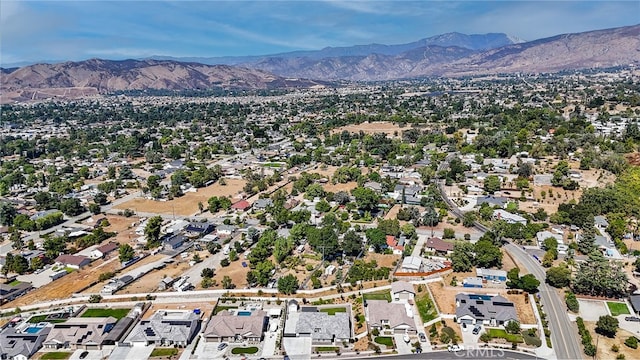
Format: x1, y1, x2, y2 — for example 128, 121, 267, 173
315, 346, 339, 352
374, 336, 395, 347
40, 352, 71, 360
150, 348, 178, 357
319, 307, 347, 315
415, 292, 437, 322
487, 328, 523, 343
27, 314, 67, 324
231, 347, 259, 355
213, 305, 237, 315
81, 308, 130, 320
607, 302, 630, 316
64, 267, 76, 273
8, 279, 21, 286
363, 291, 392, 302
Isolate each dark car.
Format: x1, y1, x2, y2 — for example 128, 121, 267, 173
625, 316, 640, 322
79, 351, 89, 359
418, 332, 427, 342
472, 325, 482, 335
217, 342, 228, 351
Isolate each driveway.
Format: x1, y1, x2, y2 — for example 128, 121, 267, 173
394, 333, 414, 354
617, 315, 640, 336
109, 344, 155, 360
261, 318, 279, 358
282, 336, 312, 360
460, 323, 481, 345
577, 299, 609, 321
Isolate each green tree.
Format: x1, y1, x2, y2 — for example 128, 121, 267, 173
451, 242, 475, 272
505, 321, 521, 334
342, 230, 363, 257
546, 265, 572, 288
278, 274, 299, 294
201, 267, 214, 278
625, 336, 638, 349
351, 187, 380, 211
474, 239, 502, 268
573, 251, 628, 298
118, 243, 135, 263
144, 216, 163, 247
365, 228, 387, 253
578, 227, 596, 255
222, 275, 235, 289
484, 175, 501, 194
59, 198, 84, 216
315, 200, 331, 213
565, 292, 580, 312
519, 274, 541, 293
462, 212, 476, 227
595, 315, 619, 338
0, 202, 17, 226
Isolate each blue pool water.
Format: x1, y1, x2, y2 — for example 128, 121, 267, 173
25, 327, 42, 334
237, 311, 252, 316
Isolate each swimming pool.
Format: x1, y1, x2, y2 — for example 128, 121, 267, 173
24, 326, 43, 334
237, 311, 252, 316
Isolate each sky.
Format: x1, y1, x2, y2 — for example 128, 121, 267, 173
1, 0, 639, 66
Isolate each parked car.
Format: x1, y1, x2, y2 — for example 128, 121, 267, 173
472, 325, 482, 335
462, 322, 468, 331
403, 334, 411, 343
217, 342, 228, 351
79, 351, 89, 359
625, 316, 640, 322
448, 344, 464, 352
418, 332, 427, 342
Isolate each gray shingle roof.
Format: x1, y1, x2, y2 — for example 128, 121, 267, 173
455, 293, 518, 323
295, 310, 351, 341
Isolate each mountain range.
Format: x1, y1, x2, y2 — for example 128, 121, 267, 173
1, 25, 639, 102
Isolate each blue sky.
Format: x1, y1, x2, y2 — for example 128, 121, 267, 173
1, 0, 638, 65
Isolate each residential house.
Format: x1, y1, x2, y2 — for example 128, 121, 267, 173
391, 281, 415, 301
184, 222, 215, 238
125, 310, 200, 347
216, 225, 236, 237
536, 231, 564, 248
284, 305, 351, 344
476, 196, 508, 208
401, 256, 423, 273
463, 277, 484, 288
533, 174, 553, 186
629, 295, 640, 316
91, 242, 118, 259
363, 181, 383, 193
386, 235, 404, 255
203, 310, 268, 343
594, 215, 609, 230
492, 209, 527, 225
54, 254, 91, 269
476, 268, 507, 282
43, 317, 117, 350
424, 237, 454, 255
231, 200, 251, 212
253, 198, 273, 211
163, 234, 187, 251
0, 320, 52, 359
0, 282, 33, 304
455, 293, 518, 326
366, 300, 416, 334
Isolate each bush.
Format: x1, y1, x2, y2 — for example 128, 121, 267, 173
625, 336, 638, 349
565, 292, 579, 312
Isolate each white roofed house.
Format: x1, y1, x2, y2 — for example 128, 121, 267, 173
492, 209, 527, 225
366, 300, 416, 335
401, 256, 423, 273
391, 281, 415, 301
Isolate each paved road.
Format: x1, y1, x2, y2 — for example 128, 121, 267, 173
434, 157, 583, 360
358, 349, 539, 359
506, 243, 583, 360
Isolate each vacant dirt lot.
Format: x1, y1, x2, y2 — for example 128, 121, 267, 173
1, 258, 122, 309
363, 252, 400, 269
428, 282, 536, 325
143, 301, 217, 321
585, 321, 637, 360
323, 181, 358, 193
113, 178, 247, 216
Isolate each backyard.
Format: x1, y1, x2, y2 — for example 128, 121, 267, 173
81, 308, 130, 320
363, 290, 392, 303
415, 292, 438, 322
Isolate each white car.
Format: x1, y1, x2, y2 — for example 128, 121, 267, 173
403, 335, 411, 343
448, 344, 464, 352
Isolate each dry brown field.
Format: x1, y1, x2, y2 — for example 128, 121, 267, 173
113, 178, 246, 216
585, 321, 638, 360
330, 122, 406, 138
